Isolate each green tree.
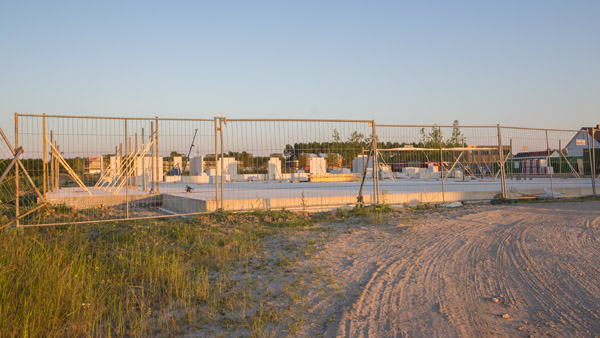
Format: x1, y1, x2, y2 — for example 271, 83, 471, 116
420, 126, 443, 148
447, 120, 463, 147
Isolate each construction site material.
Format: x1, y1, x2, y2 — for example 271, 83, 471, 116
45, 136, 92, 196
352, 155, 374, 174
309, 157, 326, 175
309, 174, 362, 183
190, 156, 204, 175
268, 157, 282, 180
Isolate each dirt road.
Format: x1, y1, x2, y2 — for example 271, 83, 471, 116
307, 202, 600, 337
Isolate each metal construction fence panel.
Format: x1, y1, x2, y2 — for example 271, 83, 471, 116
218, 119, 375, 211
375, 124, 504, 204
0, 113, 597, 228
499, 126, 597, 198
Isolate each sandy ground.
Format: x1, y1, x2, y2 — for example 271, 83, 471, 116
299, 201, 600, 338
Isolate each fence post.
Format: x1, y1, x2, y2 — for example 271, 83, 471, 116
135, 133, 138, 189
497, 124, 507, 199
214, 117, 219, 210
148, 121, 156, 193
587, 132, 596, 196
219, 117, 225, 209
142, 128, 146, 191
594, 129, 598, 190
509, 138, 513, 180
125, 119, 129, 218
155, 116, 159, 194
14, 113, 19, 227
371, 121, 379, 204
558, 140, 563, 178
545, 129, 554, 198
590, 130, 597, 196
50, 130, 54, 191
42, 113, 46, 197
440, 142, 445, 203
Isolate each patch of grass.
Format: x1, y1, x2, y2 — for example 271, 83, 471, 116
0, 205, 409, 337
334, 204, 394, 218
519, 195, 600, 204
0, 209, 319, 338
415, 203, 435, 210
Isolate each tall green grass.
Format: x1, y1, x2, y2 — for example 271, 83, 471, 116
0, 211, 312, 337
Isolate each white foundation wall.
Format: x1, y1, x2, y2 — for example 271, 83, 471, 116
190, 156, 204, 175
352, 155, 374, 174
268, 157, 282, 180
173, 156, 182, 172
309, 157, 327, 175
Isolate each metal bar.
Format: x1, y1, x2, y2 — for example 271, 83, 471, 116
135, 133, 138, 188
150, 122, 154, 193
15, 113, 583, 132
357, 141, 374, 206
0, 127, 14, 152
183, 129, 198, 176
16, 113, 213, 121
482, 125, 581, 133
15, 113, 19, 227
94, 157, 114, 188
214, 117, 219, 207
558, 150, 580, 178
142, 128, 146, 191
0, 204, 46, 230
50, 131, 54, 191
109, 134, 155, 193
155, 116, 159, 194
219, 118, 224, 209
378, 147, 499, 152
440, 142, 445, 202
17, 159, 51, 212
54, 140, 58, 190
112, 138, 155, 195
593, 129, 597, 195
125, 119, 129, 218
45, 137, 93, 195
372, 121, 380, 204
497, 124, 507, 199
509, 139, 513, 180
0, 148, 22, 184
104, 143, 128, 191
0, 128, 51, 213
378, 124, 499, 129
43, 113, 47, 197
558, 140, 563, 178
371, 124, 377, 203
587, 132, 596, 196
545, 129, 554, 198
226, 118, 372, 123
17, 211, 213, 228
443, 151, 464, 180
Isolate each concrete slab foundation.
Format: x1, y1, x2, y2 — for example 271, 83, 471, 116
45, 178, 596, 215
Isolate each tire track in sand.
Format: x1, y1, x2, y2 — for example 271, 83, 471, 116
329, 202, 600, 338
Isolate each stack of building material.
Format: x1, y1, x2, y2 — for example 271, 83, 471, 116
523, 159, 554, 175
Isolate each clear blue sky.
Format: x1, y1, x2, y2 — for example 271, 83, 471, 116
1, 1, 599, 130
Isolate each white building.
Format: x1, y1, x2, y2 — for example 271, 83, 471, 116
565, 126, 600, 157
